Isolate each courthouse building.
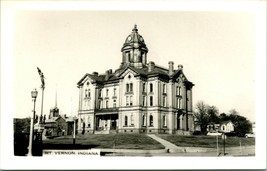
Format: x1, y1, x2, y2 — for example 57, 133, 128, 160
77, 25, 194, 134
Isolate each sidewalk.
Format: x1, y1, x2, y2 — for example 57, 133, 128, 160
147, 134, 185, 153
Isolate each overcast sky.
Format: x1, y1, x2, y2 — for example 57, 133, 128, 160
9, 9, 258, 122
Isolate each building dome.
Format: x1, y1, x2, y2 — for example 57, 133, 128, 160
121, 25, 148, 52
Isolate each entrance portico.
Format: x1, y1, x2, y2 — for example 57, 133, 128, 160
95, 112, 118, 131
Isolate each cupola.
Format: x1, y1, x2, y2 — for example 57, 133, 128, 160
121, 25, 148, 69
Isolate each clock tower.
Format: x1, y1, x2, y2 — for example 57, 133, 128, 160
121, 25, 148, 69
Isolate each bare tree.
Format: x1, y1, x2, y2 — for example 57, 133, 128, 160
194, 101, 210, 133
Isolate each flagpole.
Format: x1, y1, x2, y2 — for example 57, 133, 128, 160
37, 67, 45, 131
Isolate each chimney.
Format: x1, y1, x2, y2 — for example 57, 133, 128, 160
108, 69, 112, 74
92, 72, 98, 76
148, 61, 155, 72
105, 70, 109, 80
178, 64, 183, 70
168, 61, 174, 75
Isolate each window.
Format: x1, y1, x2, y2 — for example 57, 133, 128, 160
163, 115, 167, 127
149, 115, 153, 126
177, 86, 181, 96
131, 114, 134, 125
88, 89, 91, 98
163, 84, 166, 93
163, 96, 167, 107
99, 89, 102, 97
126, 84, 129, 92
106, 89, 109, 96
125, 116, 128, 126
142, 96, 146, 106
142, 115, 146, 126
126, 96, 129, 106
126, 83, 133, 93
143, 83, 146, 92
177, 98, 182, 109
99, 100, 102, 109
85, 89, 88, 98
114, 88, 116, 96
150, 83, 153, 92
130, 83, 133, 92
130, 96, 133, 106
106, 100, 109, 109
150, 96, 153, 106
113, 100, 116, 108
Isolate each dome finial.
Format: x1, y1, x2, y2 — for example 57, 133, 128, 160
132, 24, 138, 32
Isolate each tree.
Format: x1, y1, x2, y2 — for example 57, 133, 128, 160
228, 109, 252, 135
194, 101, 210, 133
207, 105, 220, 124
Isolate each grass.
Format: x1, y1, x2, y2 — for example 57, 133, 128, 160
43, 133, 165, 150
43, 133, 255, 150
157, 134, 255, 148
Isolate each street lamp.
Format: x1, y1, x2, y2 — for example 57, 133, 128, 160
28, 89, 38, 156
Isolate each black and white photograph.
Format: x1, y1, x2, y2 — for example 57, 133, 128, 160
1, 1, 266, 170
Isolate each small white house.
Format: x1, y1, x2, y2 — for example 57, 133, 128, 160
220, 121, 234, 133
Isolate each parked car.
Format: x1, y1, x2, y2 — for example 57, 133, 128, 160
207, 131, 222, 136
245, 132, 255, 138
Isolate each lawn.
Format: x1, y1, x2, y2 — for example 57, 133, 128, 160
43, 133, 165, 150
158, 134, 255, 148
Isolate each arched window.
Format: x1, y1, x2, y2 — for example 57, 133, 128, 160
150, 96, 153, 106
125, 116, 128, 126
143, 83, 146, 92
113, 88, 116, 96
85, 89, 88, 98
163, 115, 167, 127
126, 84, 129, 92
106, 89, 109, 96
142, 114, 146, 126
130, 83, 133, 92
131, 114, 134, 125
150, 83, 153, 92
163, 84, 166, 93
149, 115, 153, 126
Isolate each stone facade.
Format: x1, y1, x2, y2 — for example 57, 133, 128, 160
77, 25, 194, 134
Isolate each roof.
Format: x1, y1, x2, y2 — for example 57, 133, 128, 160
121, 25, 148, 52
65, 116, 78, 122
77, 63, 193, 86
45, 116, 65, 123
220, 120, 233, 125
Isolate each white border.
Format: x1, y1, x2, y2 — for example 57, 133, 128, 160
1, 1, 266, 170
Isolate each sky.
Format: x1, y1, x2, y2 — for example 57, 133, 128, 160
7, 7, 260, 122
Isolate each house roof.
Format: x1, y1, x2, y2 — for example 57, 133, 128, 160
65, 116, 78, 122
45, 116, 65, 123
220, 120, 233, 125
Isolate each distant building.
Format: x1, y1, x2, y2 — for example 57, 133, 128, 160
45, 116, 67, 136
77, 25, 194, 134
220, 121, 234, 133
